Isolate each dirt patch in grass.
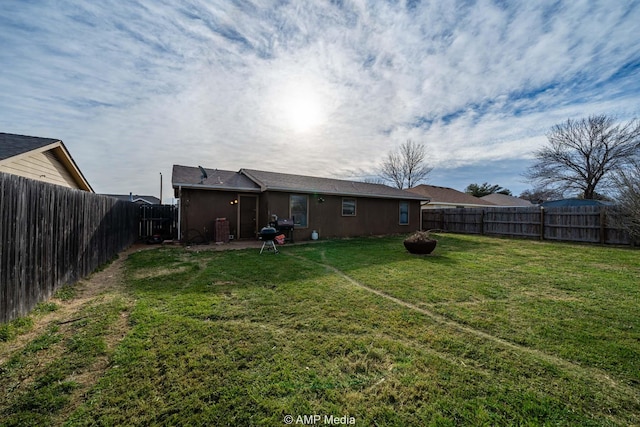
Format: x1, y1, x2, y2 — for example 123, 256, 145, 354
520, 289, 580, 302
132, 265, 189, 280
0, 245, 147, 425
0, 248, 131, 364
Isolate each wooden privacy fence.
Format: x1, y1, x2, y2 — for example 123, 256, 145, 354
422, 206, 632, 245
0, 172, 139, 323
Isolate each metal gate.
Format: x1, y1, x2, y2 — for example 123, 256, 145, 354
139, 205, 178, 241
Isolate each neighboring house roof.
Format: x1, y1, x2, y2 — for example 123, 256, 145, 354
105, 194, 161, 205
0, 132, 93, 192
0, 133, 58, 161
172, 165, 427, 201
407, 184, 494, 207
540, 198, 612, 208
481, 193, 534, 207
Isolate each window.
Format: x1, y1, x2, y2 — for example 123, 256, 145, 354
399, 201, 409, 225
342, 198, 356, 216
290, 194, 308, 228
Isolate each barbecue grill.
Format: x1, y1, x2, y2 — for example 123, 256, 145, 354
259, 226, 279, 254
271, 218, 295, 243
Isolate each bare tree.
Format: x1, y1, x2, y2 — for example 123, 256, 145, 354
613, 161, 640, 241
519, 187, 563, 204
525, 115, 640, 199
380, 140, 432, 189
362, 176, 386, 185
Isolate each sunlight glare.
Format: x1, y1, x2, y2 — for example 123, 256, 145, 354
280, 82, 325, 133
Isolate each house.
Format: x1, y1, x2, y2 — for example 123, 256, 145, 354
406, 184, 495, 209
480, 193, 534, 207
172, 165, 428, 242
105, 194, 161, 205
0, 132, 92, 191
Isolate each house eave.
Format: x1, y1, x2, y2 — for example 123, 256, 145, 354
0, 140, 93, 192
52, 142, 93, 192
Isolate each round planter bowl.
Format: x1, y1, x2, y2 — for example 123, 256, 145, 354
403, 239, 437, 255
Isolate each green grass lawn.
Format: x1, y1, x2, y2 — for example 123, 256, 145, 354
1, 234, 639, 426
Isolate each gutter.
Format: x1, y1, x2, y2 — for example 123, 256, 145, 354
178, 185, 182, 242
171, 182, 261, 193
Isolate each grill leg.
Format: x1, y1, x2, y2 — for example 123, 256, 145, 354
260, 240, 278, 254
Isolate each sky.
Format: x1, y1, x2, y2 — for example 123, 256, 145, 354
1, 0, 639, 202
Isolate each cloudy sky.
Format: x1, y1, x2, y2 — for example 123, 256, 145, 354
1, 0, 639, 201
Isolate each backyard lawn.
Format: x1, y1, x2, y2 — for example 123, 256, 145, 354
1, 234, 639, 426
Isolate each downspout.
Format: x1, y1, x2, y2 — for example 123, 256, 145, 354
178, 185, 182, 242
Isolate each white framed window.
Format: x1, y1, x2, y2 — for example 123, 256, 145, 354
342, 198, 356, 216
290, 194, 308, 228
399, 201, 409, 225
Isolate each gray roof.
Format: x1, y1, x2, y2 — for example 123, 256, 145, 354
407, 184, 495, 205
172, 165, 261, 192
105, 194, 161, 204
241, 168, 426, 200
0, 132, 59, 161
481, 193, 533, 207
172, 165, 427, 200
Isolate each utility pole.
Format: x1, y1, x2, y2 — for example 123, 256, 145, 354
159, 172, 163, 205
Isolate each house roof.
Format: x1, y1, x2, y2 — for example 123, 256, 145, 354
0, 132, 59, 161
172, 165, 427, 200
481, 193, 533, 207
406, 184, 495, 206
105, 194, 161, 204
0, 132, 93, 192
240, 168, 426, 200
172, 165, 261, 192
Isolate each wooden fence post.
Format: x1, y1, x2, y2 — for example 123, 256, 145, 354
600, 209, 606, 244
539, 207, 545, 241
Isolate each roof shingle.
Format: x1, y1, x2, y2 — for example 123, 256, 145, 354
240, 168, 426, 200
0, 132, 59, 161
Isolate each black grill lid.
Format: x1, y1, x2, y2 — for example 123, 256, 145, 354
276, 218, 294, 229
259, 227, 278, 239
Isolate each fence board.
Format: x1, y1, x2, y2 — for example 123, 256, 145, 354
422, 206, 632, 246
0, 172, 139, 323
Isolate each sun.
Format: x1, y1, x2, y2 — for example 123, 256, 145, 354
279, 82, 326, 133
